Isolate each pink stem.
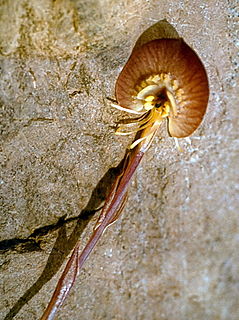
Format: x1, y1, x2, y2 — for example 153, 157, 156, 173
40, 148, 145, 320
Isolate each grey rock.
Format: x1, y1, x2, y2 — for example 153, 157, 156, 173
0, 1, 238, 319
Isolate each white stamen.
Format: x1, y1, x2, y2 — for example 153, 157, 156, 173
137, 85, 162, 100
111, 103, 143, 115
129, 136, 148, 149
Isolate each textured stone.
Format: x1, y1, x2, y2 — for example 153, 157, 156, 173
0, 0, 238, 320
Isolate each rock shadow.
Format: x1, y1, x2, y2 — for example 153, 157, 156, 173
3, 159, 124, 320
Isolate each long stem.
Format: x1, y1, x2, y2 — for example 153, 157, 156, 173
40, 120, 162, 320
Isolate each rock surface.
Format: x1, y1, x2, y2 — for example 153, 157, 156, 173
0, 0, 238, 319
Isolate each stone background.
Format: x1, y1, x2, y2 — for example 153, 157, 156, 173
0, 0, 238, 319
